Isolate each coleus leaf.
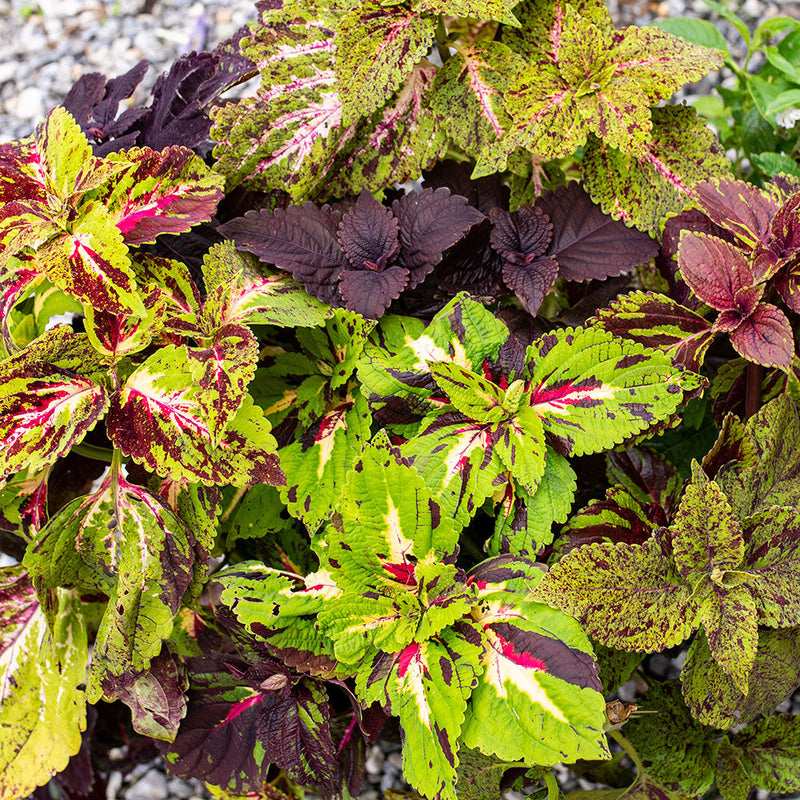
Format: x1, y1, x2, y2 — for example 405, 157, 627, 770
0, 568, 87, 799
358, 627, 484, 800
0, 333, 110, 483
461, 590, 609, 765
25, 471, 194, 686
727, 302, 795, 370
591, 291, 714, 371
716, 715, 800, 800
526, 326, 700, 456
414, 0, 520, 24
582, 105, 731, 236
428, 42, 525, 157
606, 446, 682, 517
335, 2, 436, 126
107, 345, 283, 486
681, 627, 800, 729
95, 146, 224, 246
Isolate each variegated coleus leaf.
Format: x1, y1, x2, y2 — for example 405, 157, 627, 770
474, 0, 722, 173
93, 145, 224, 246
0, 567, 87, 798
591, 291, 714, 372
0, 330, 110, 483
162, 654, 346, 798
358, 626, 484, 800
582, 105, 732, 236
414, 0, 520, 24
278, 389, 372, 533
428, 42, 524, 158
201, 241, 333, 332
462, 589, 609, 767
24, 470, 194, 689
335, 1, 436, 127
488, 448, 577, 557
107, 345, 283, 486
525, 326, 702, 456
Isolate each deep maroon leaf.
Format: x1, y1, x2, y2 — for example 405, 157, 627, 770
692, 179, 779, 248
678, 232, 755, 311
536, 183, 659, 282
502, 256, 559, 316
422, 160, 509, 214
393, 187, 485, 290
338, 264, 409, 319
489, 206, 552, 264
728, 302, 795, 369
219, 204, 348, 307
336, 190, 400, 269
752, 194, 800, 283
606, 447, 681, 517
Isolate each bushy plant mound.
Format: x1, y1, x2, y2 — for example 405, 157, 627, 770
1, 1, 800, 799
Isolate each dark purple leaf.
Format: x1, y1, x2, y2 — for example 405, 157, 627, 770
752, 193, 800, 282
422, 160, 509, 214
536, 183, 659, 282
729, 302, 795, 369
606, 447, 681, 517
219, 204, 348, 307
502, 255, 558, 316
338, 264, 409, 319
393, 187, 485, 290
489, 206, 552, 265
337, 190, 400, 269
775, 270, 800, 313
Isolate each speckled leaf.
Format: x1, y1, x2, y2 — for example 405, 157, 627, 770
0, 359, 109, 483
591, 291, 714, 371
455, 747, 521, 800
681, 627, 800, 729
279, 390, 372, 533
415, 0, 519, 24
97, 146, 223, 245
624, 681, 717, 797
526, 326, 698, 456
0, 258, 46, 350
582, 105, 731, 236
336, 3, 435, 126
0, 568, 87, 798
719, 715, 800, 800
728, 302, 795, 370
108, 346, 283, 486
531, 534, 697, 651
34, 201, 146, 316
489, 449, 577, 556
428, 42, 524, 156
606, 447, 681, 517
462, 592, 609, 765
359, 628, 484, 800
25, 472, 193, 686
201, 241, 333, 330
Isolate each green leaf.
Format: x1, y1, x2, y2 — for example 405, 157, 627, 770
336, 2, 436, 126
455, 747, 522, 800
462, 592, 609, 765
428, 360, 507, 423
681, 627, 800, 729
0, 569, 87, 798
582, 105, 731, 236
414, 0, 519, 24
526, 326, 698, 456
25, 472, 194, 687
648, 17, 729, 52
624, 681, 717, 796
751, 151, 800, 180
531, 534, 697, 652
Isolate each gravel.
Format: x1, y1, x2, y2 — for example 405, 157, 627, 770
5, 0, 800, 799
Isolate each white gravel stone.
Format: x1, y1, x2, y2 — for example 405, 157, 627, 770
106, 772, 124, 800
166, 778, 195, 799
124, 769, 168, 800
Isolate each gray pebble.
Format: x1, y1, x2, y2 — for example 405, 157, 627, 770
106, 771, 123, 800
364, 744, 384, 776
124, 769, 168, 800
166, 778, 195, 799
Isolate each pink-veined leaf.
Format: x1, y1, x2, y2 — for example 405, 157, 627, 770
728, 302, 794, 370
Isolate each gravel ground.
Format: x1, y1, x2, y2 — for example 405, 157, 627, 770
3, 1, 800, 799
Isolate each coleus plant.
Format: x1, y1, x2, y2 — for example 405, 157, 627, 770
1, 0, 800, 798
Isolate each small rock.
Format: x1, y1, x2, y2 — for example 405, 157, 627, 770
387, 751, 403, 771
364, 745, 384, 776
166, 778, 195, 800
106, 771, 123, 800
124, 769, 168, 800
358, 791, 379, 800
11, 85, 45, 121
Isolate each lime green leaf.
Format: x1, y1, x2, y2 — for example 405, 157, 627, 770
648, 17, 730, 52
415, 0, 519, 24
428, 360, 507, 424
0, 568, 87, 798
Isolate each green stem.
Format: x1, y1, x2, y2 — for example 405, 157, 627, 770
220, 485, 248, 523
609, 730, 644, 773
543, 769, 560, 800
435, 15, 451, 64
72, 442, 116, 463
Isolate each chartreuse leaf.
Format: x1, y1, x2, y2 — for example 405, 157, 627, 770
531, 531, 697, 651
526, 326, 699, 456
279, 389, 372, 533
681, 627, 800, 728
415, 0, 519, 24
462, 591, 609, 765
201, 241, 333, 331
336, 2, 436, 126
25, 470, 194, 692
358, 627, 484, 800
107, 345, 283, 486
582, 105, 731, 236
0, 568, 87, 798
428, 360, 507, 424
624, 681, 717, 797
716, 715, 800, 800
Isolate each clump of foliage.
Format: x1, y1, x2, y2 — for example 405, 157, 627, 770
1, 1, 800, 800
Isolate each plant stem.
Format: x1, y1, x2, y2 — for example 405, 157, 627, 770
435, 15, 451, 64
72, 442, 116, 463
744, 360, 762, 419
543, 769, 560, 800
220, 485, 248, 522
609, 730, 644, 772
